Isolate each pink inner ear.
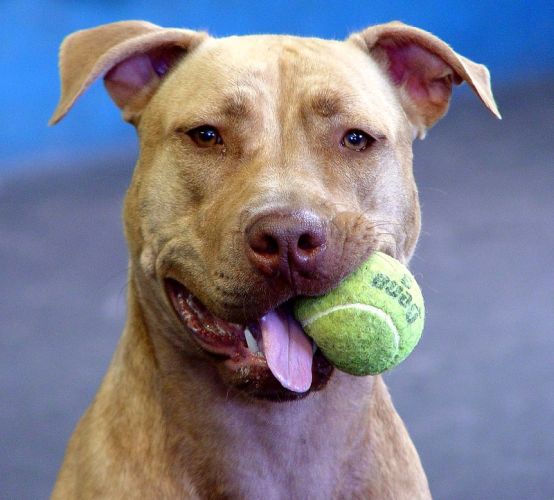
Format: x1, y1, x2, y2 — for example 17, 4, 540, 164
104, 53, 157, 108
106, 54, 155, 90
382, 42, 456, 105
104, 46, 186, 112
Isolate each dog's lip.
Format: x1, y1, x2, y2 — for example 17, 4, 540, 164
163, 277, 334, 397
164, 278, 251, 358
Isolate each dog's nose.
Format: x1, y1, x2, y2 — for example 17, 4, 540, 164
246, 211, 328, 279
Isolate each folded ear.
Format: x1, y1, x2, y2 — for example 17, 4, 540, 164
49, 20, 208, 125
348, 21, 501, 139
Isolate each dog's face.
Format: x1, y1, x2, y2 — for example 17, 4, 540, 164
51, 21, 499, 400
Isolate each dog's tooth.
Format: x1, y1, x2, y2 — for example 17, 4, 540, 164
244, 327, 260, 353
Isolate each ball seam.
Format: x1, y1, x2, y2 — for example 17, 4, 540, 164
299, 303, 400, 352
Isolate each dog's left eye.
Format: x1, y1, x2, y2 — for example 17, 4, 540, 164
341, 129, 374, 152
187, 125, 223, 147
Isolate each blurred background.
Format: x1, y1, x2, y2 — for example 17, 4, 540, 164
1, 1, 553, 498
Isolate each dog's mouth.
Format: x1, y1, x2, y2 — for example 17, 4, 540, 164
165, 278, 333, 400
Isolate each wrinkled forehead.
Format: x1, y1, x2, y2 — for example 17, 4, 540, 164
157, 34, 404, 136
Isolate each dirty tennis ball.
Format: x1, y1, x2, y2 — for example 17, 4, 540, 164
293, 252, 424, 376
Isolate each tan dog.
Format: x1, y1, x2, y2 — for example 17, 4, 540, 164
50, 20, 499, 499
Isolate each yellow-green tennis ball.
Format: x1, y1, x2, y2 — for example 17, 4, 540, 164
293, 252, 424, 376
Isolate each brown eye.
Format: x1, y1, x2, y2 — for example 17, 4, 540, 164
187, 125, 223, 147
341, 129, 374, 151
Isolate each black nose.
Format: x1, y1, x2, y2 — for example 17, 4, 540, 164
245, 210, 328, 280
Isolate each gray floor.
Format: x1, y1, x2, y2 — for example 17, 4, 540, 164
1, 80, 553, 499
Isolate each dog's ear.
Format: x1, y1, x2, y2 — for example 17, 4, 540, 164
50, 21, 208, 125
348, 21, 501, 138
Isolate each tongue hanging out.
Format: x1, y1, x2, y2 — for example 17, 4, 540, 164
259, 306, 314, 393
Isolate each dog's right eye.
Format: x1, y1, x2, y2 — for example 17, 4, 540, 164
341, 129, 374, 152
186, 125, 223, 148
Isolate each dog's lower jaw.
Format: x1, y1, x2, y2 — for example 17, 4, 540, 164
163, 277, 336, 400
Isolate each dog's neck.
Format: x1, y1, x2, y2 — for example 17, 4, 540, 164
115, 279, 378, 498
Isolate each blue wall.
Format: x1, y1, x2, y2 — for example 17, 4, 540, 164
1, 0, 553, 174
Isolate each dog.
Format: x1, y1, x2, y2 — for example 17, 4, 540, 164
49, 20, 499, 499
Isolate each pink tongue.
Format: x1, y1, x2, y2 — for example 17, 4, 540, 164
259, 307, 313, 393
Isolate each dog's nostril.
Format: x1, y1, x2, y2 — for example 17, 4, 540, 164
251, 234, 279, 255
298, 232, 320, 252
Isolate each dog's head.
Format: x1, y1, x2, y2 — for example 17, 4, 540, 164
51, 21, 499, 400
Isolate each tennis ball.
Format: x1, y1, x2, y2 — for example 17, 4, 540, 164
293, 252, 424, 376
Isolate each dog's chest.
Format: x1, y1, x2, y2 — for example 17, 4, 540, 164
187, 406, 366, 500
207, 448, 342, 500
